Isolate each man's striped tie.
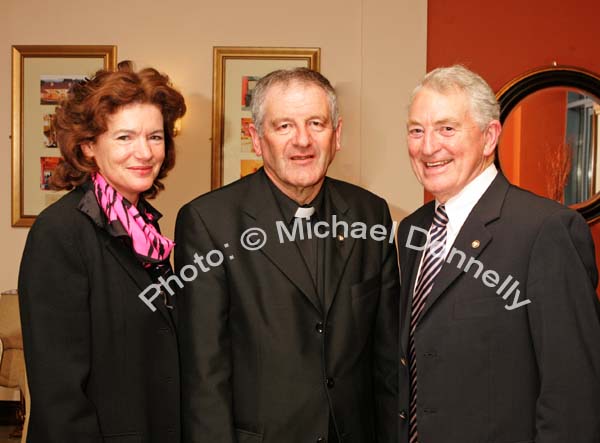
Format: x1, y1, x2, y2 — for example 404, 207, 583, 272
408, 204, 448, 443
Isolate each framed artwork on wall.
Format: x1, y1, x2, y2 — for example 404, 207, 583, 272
11, 45, 117, 227
211, 46, 320, 189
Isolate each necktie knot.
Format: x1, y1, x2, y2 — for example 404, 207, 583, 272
432, 204, 448, 228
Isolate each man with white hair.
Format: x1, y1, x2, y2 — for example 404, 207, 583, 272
398, 64, 600, 443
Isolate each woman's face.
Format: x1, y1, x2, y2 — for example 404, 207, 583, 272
82, 103, 165, 205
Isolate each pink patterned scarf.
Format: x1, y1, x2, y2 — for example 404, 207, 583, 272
92, 173, 174, 263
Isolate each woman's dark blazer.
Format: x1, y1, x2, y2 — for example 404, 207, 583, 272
18, 185, 180, 443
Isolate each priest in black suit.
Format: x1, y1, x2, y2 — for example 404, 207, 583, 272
175, 68, 399, 443
398, 65, 600, 443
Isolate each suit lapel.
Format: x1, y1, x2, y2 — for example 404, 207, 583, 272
323, 181, 356, 316
105, 237, 175, 328
241, 171, 322, 313
417, 217, 492, 322
78, 186, 175, 327
401, 205, 432, 352
417, 174, 510, 323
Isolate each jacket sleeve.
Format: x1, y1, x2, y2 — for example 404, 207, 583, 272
373, 202, 400, 443
175, 203, 237, 443
18, 212, 103, 443
527, 209, 600, 443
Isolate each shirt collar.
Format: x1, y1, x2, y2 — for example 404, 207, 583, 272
437, 163, 498, 233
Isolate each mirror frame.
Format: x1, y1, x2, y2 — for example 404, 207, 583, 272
496, 65, 600, 223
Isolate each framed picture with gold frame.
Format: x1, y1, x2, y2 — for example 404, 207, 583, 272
11, 45, 117, 227
211, 46, 320, 189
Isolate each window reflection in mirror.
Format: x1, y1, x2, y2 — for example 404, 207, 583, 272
498, 87, 600, 206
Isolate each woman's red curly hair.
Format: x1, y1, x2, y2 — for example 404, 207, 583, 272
51, 60, 186, 199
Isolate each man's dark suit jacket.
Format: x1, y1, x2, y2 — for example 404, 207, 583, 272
18, 186, 180, 443
175, 169, 399, 443
397, 173, 600, 443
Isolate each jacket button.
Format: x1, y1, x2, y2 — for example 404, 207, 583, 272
400, 357, 407, 366
315, 322, 324, 334
326, 377, 335, 388
398, 410, 406, 419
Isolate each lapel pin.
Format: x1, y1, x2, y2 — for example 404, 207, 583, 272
471, 240, 480, 249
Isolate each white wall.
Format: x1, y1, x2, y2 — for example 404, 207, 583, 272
0, 0, 427, 291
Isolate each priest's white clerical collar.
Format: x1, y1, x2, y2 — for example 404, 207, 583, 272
294, 206, 315, 219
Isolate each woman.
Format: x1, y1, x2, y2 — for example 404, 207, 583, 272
18, 61, 186, 443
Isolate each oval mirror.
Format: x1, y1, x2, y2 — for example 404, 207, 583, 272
496, 66, 600, 222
